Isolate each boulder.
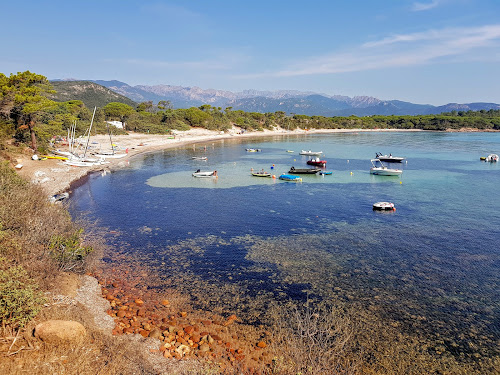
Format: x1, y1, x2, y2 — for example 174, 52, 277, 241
35, 320, 86, 344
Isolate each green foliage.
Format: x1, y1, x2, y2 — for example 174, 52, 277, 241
0, 256, 46, 328
49, 229, 94, 272
50, 81, 137, 109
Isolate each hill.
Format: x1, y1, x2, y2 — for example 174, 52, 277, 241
50, 81, 137, 108
59, 79, 500, 116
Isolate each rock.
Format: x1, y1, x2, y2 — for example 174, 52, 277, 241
35, 320, 86, 344
199, 343, 210, 352
149, 328, 163, 340
257, 341, 267, 348
134, 299, 144, 306
160, 299, 170, 306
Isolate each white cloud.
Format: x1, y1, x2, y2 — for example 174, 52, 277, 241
242, 24, 500, 79
412, 0, 440, 11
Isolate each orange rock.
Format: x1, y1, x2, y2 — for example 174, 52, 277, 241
135, 299, 144, 306
256, 341, 267, 348
105, 294, 114, 300
184, 326, 194, 335
117, 310, 126, 318
163, 351, 172, 359
160, 299, 170, 306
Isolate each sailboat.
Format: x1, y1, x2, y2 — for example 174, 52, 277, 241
92, 122, 128, 159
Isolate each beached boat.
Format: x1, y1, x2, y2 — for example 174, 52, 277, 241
279, 174, 302, 182
289, 166, 321, 174
306, 157, 327, 167
93, 152, 128, 159
192, 170, 217, 178
370, 159, 403, 176
373, 202, 396, 211
485, 154, 499, 162
300, 150, 323, 156
375, 153, 405, 162
49, 192, 69, 204
246, 148, 261, 152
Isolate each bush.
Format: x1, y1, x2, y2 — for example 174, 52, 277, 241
0, 257, 46, 329
49, 229, 94, 272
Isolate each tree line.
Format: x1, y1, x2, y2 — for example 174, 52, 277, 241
1, 71, 500, 152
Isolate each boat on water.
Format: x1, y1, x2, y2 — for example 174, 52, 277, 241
289, 166, 321, 174
246, 148, 261, 152
485, 154, 499, 162
192, 156, 208, 160
370, 159, 403, 176
192, 169, 218, 178
286, 150, 294, 153
319, 171, 332, 175
373, 202, 396, 211
251, 171, 272, 177
279, 174, 302, 182
306, 157, 327, 167
375, 152, 405, 162
300, 150, 323, 156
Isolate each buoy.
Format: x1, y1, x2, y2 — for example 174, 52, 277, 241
400, 181, 402, 184
350, 171, 353, 175
294, 159, 296, 161
251, 168, 254, 171
272, 175, 276, 179
347, 160, 349, 163
271, 166, 274, 169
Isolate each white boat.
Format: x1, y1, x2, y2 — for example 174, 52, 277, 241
192, 156, 208, 160
370, 159, 403, 176
375, 153, 405, 162
485, 154, 499, 162
246, 148, 261, 152
373, 202, 396, 211
299, 150, 323, 156
93, 152, 128, 159
192, 170, 217, 178
49, 192, 69, 204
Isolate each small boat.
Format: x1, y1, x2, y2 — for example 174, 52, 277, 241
286, 150, 294, 153
485, 154, 499, 162
246, 148, 261, 152
319, 171, 332, 175
306, 157, 327, 167
279, 174, 302, 182
192, 156, 208, 160
289, 166, 321, 174
192, 169, 217, 178
375, 153, 405, 162
370, 159, 403, 176
251, 171, 272, 177
14, 163, 23, 170
93, 152, 128, 159
300, 150, 323, 156
373, 202, 396, 211
49, 192, 69, 204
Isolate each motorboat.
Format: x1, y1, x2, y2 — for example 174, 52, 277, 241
300, 150, 323, 156
286, 150, 294, 153
485, 154, 499, 162
251, 171, 272, 177
192, 156, 208, 160
306, 157, 327, 167
370, 159, 403, 176
375, 153, 405, 162
279, 174, 302, 182
246, 148, 261, 152
373, 202, 396, 211
289, 166, 321, 174
192, 170, 217, 178
319, 171, 332, 175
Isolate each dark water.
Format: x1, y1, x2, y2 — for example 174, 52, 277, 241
69, 132, 500, 358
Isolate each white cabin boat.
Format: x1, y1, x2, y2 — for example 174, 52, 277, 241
370, 159, 403, 176
300, 150, 323, 156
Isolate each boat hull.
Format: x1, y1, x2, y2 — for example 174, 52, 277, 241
279, 174, 302, 182
370, 168, 402, 176
289, 168, 320, 174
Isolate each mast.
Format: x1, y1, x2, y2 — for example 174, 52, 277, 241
83, 106, 97, 158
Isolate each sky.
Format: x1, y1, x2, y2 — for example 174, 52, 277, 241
1, 0, 500, 105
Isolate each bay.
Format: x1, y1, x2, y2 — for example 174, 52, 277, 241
69, 131, 500, 359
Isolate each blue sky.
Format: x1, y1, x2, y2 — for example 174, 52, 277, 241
1, 0, 499, 105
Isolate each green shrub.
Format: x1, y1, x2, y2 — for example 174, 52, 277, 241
49, 229, 94, 272
0, 257, 46, 328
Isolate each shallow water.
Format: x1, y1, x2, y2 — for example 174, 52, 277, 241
70, 131, 500, 358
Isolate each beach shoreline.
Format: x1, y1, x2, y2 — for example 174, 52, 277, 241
17, 126, 422, 196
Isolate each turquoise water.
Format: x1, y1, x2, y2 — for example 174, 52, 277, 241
70, 131, 500, 358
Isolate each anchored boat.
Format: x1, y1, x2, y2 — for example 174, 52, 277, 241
370, 159, 403, 176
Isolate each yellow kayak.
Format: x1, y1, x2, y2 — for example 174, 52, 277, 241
42, 155, 69, 160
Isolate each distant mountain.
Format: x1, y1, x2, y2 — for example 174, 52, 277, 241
51, 81, 136, 109
58, 79, 500, 116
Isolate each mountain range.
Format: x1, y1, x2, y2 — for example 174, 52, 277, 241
54, 79, 500, 116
